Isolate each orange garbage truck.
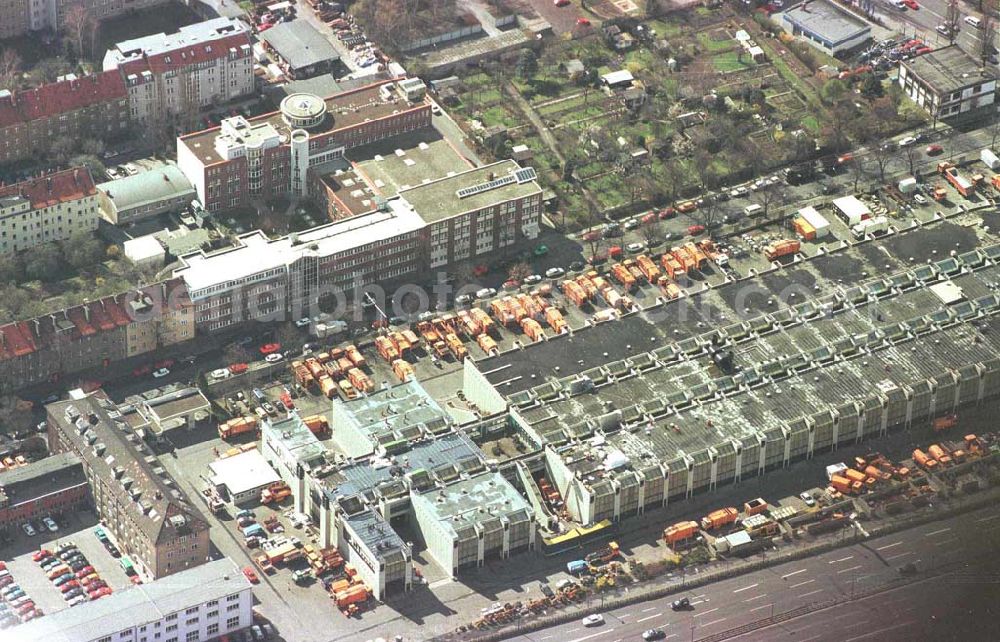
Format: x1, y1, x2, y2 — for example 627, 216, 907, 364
303, 414, 329, 436
522, 318, 545, 342
664, 520, 699, 546
261, 482, 291, 504
218, 416, 258, 440
700, 507, 739, 530
927, 444, 952, 466
763, 239, 800, 261
913, 449, 938, 470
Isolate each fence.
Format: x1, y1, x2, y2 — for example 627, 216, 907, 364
441, 490, 999, 642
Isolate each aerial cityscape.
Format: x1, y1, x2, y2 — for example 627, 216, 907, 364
0, 0, 998, 641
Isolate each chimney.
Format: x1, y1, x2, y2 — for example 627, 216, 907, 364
73, 169, 80, 185
46, 177, 53, 192
83, 300, 91, 322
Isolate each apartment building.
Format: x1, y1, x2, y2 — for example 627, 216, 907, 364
177, 79, 431, 212
10, 558, 253, 642
898, 46, 997, 121
47, 392, 211, 579
0, 452, 88, 535
0, 0, 170, 39
0, 167, 100, 254
0, 71, 129, 165
0, 279, 193, 394
103, 17, 254, 127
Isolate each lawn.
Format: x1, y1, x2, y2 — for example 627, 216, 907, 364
697, 30, 735, 53
712, 52, 755, 73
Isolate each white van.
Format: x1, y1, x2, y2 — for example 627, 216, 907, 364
965, 15, 981, 28
744, 203, 764, 217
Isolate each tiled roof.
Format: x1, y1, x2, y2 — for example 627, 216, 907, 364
0, 167, 97, 209
0, 71, 126, 129
118, 32, 251, 78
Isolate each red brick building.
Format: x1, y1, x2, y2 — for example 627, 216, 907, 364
0, 452, 89, 535
0, 71, 130, 165
177, 79, 432, 212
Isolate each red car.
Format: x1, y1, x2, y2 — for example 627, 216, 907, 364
687, 224, 706, 236
33, 549, 51, 562
154, 359, 175, 369
902, 0, 918, 8
502, 279, 520, 290
553, 0, 569, 5
641, 212, 657, 225
659, 207, 676, 219
60, 580, 80, 593
576, 18, 591, 26
22, 609, 42, 621
926, 144, 943, 155
76, 566, 95, 579
228, 363, 249, 375
16, 601, 35, 616
259, 343, 281, 355
473, 264, 489, 277
132, 364, 152, 377
243, 566, 260, 584
130, 576, 143, 585
609, 245, 623, 259
837, 153, 854, 165
581, 230, 601, 242
89, 586, 112, 599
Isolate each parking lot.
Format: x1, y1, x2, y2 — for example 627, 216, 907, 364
0, 509, 133, 624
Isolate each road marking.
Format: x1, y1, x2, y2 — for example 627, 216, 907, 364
540, 637, 552, 640
876, 541, 902, 551
800, 635, 823, 642
886, 552, 913, 561
694, 607, 719, 618
733, 583, 759, 593
790, 579, 815, 589
567, 629, 615, 642
925, 527, 952, 537
801, 589, 825, 598
976, 515, 1000, 523
636, 614, 661, 623
837, 564, 864, 574
699, 618, 728, 628
567, 629, 580, 634
781, 569, 807, 579
743, 593, 768, 603
749, 603, 773, 613
642, 607, 657, 613
844, 621, 914, 642
935, 537, 959, 547
664, 635, 678, 641
843, 620, 870, 630
829, 555, 854, 564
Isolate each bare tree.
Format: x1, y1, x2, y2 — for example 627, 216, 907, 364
850, 157, 867, 192
0, 48, 21, 89
63, 4, 93, 60
903, 144, 921, 177
508, 262, 533, 282
945, 0, 962, 45
982, 1, 997, 62
641, 220, 664, 245
757, 183, 788, 221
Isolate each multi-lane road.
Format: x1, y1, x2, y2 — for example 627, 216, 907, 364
509, 506, 1000, 642
885, 0, 995, 56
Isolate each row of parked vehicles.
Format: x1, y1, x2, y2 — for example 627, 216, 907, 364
36, 540, 113, 608
0, 560, 42, 628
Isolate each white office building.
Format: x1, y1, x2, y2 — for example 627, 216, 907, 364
8, 558, 254, 642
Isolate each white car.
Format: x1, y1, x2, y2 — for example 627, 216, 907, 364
455, 294, 473, 305
210, 368, 231, 380
523, 274, 543, 285
265, 353, 284, 363
624, 218, 641, 230
799, 491, 816, 507
152, 368, 170, 378
22, 523, 36, 537
914, 193, 928, 205
730, 186, 749, 197
626, 242, 645, 253
898, 136, 917, 147
67, 594, 87, 607
582, 614, 604, 627
42, 517, 58, 532
476, 287, 497, 300
294, 318, 311, 327
545, 267, 566, 279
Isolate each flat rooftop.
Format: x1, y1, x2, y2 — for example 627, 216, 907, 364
175, 200, 426, 294
412, 471, 532, 538
903, 45, 997, 94
311, 158, 380, 217
179, 80, 427, 166
497, 243, 1000, 462
10, 558, 250, 642
783, 0, 870, 44
352, 130, 474, 198
209, 449, 281, 496
262, 414, 329, 470
144, 388, 210, 420
0, 452, 85, 507
398, 160, 541, 223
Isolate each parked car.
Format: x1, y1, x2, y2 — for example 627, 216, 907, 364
545, 267, 565, 279
21, 523, 36, 537
582, 614, 604, 627
54, 573, 76, 587
476, 287, 497, 300
523, 274, 542, 285
243, 567, 260, 584
75, 566, 95, 579
67, 594, 88, 607
643, 630, 666, 641
41, 517, 58, 532
799, 491, 816, 507
687, 224, 706, 236
454, 294, 473, 305
210, 368, 231, 380
60, 580, 80, 593
152, 368, 170, 378
264, 353, 284, 363
32, 550, 51, 562
672, 597, 691, 610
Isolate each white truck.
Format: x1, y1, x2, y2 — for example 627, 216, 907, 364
981, 148, 1000, 170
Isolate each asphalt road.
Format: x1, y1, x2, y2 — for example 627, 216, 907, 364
508, 505, 1000, 642
885, 0, 994, 56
